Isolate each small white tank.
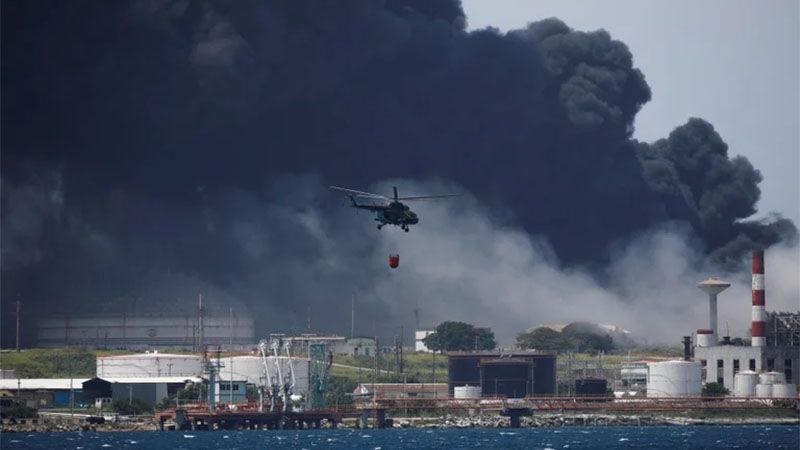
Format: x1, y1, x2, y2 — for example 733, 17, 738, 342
454, 385, 482, 399
647, 360, 702, 398
758, 371, 786, 385
733, 371, 758, 397
771, 384, 797, 398
754, 384, 773, 398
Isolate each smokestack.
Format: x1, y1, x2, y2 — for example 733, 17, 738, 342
697, 277, 730, 346
751, 250, 766, 347
682, 336, 692, 361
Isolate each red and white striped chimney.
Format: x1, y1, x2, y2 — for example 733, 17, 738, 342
751, 250, 766, 347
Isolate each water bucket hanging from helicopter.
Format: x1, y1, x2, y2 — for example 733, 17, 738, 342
388, 254, 400, 269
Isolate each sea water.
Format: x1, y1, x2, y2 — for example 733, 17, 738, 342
2, 425, 798, 449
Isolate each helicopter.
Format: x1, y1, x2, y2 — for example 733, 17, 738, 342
330, 185, 456, 231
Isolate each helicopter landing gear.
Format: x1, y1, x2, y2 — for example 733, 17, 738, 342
377, 224, 383, 230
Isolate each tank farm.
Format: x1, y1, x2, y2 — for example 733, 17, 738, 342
151, 250, 796, 430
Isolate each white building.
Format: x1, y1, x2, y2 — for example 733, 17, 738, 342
415, 330, 434, 352
215, 380, 248, 405
331, 337, 376, 356
694, 344, 797, 390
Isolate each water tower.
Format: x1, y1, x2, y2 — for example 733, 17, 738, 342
697, 277, 730, 347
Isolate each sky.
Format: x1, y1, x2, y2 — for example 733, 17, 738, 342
463, 0, 800, 224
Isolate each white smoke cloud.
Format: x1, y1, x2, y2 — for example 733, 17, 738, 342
247, 177, 799, 346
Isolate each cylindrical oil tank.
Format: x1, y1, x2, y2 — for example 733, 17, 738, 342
754, 383, 772, 397
575, 378, 608, 397
733, 371, 758, 397
771, 384, 797, 398
448, 355, 482, 396
219, 356, 310, 398
480, 360, 530, 399
531, 354, 557, 395
453, 385, 482, 399
647, 360, 702, 398
758, 371, 786, 385
447, 353, 556, 397
96, 353, 203, 378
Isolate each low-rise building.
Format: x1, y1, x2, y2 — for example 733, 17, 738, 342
414, 330, 434, 353
0, 378, 90, 408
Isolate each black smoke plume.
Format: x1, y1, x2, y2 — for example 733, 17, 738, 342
1, 1, 795, 345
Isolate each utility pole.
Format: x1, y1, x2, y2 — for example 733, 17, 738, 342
351, 294, 355, 338
372, 336, 378, 403
229, 307, 233, 348
15, 296, 21, 352
307, 305, 311, 332
399, 325, 404, 374
198, 293, 205, 353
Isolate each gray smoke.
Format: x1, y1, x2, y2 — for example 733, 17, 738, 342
1, 1, 797, 345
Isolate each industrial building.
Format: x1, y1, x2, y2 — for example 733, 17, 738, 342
692, 251, 799, 393
447, 351, 557, 398
0, 378, 89, 408
215, 380, 248, 405
271, 334, 377, 357
82, 376, 202, 406
36, 312, 255, 350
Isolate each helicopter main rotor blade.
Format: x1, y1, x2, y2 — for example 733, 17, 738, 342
396, 194, 458, 201
329, 185, 390, 200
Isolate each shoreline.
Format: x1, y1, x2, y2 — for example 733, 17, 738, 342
2, 413, 798, 433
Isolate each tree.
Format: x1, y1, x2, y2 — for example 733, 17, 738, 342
516, 327, 571, 352
562, 322, 615, 353
702, 382, 729, 397
423, 321, 496, 352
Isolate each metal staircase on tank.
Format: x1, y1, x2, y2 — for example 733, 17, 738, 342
308, 343, 332, 410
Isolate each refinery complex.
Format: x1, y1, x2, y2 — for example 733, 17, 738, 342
1, 250, 798, 430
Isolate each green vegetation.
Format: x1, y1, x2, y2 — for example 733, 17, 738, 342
111, 398, 152, 415
0, 404, 38, 419
155, 383, 208, 410
422, 321, 496, 352
516, 327, 572, 352
0, 348, 97, 378
702, 382, 730, 397
517, 323, 616, 353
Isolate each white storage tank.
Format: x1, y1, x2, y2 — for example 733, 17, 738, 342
218, 356, 310, 398
733, 371, 758, 397
754, 384, 773, 398
758, 371, 786, 385
647, 361, 702, 398
454, 385, 482, 399
771, 384, 797, 398
97, 352, 203, 378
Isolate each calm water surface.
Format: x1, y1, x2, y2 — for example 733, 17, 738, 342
2, 425, 798, 449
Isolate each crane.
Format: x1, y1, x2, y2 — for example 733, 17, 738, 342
258, 339, 280, 412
